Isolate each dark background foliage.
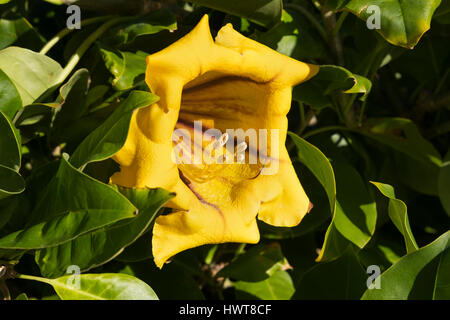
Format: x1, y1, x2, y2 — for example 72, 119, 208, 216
0, 0, 449, 300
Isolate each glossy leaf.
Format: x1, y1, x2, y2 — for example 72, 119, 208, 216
70, 90, 158, 170
36, 188, 173, 278
0, 165, 25, 197
99, 47, 147, 91
0, 110, 24, 198
44, 273, 158, 300
103, 10, 177, 46
289, 132, 347, 262
189, 0, 283, 28
0, 156, 136, 249
0, 110, 21, 171
327, 0, 442, 48
333, 161, 377, 249
255, 10, 327, 60
218, 243, 284, 282
293, 65, 372, 110
234, 269, 295, 300
0, 68, 22, 120
115, 230, 153, 262
0, 47, 62, 105
371, 182, 419, 254
0, 18, 37, 50
362, 230, 450, 300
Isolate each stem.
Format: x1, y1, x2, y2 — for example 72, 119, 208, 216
285, 3, 328, 42
322, 7, 344, 66
40, 16, 112, 55
332, 11, 348, 36
56, 17, 131, 85
15, 273, 52, 284
299, 101, 305, 126
205, 245, 218, 265
302, 125, 349, 139
358, 99, 368, 125
343, 43, 384, 116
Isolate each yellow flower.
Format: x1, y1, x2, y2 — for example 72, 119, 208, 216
110, 15, 319, 268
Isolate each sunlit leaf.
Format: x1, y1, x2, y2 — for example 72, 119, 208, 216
0, 68, 22, 120
99, 46, 147, 91
0, 156, 136, 249
371, 182, 419, 254
327, 0, 442, 48
42, 273, 158, 300
362, 230, 450, 300
70, 90, 158, 170
36, 188, 173, 278
293, 65, 371, 110
0, 47, 62, 105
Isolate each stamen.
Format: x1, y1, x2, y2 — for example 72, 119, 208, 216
235, 141, 247, 163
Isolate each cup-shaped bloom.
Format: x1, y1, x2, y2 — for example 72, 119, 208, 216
111, 15, 319, 268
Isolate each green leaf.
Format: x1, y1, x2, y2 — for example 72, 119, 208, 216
218, 243, 284, 282
13, 103, 54, 129
254, 10, 326, 60
293, 65, 372, 110
99, 46, 147, 91
289, 132, 346, 262
0, 155, 137, 249
115, 230, 153, 262
294, 247, 367, 299
36, 188, 173, 278
360, 118, 442, 195
288, 132, 336, 222
0, 165, 25, 197
370, 182, 419, 254
0, 47, 63, 106
103, 10, 177, 46
0, 18, 36, 49
333, 161, 377, 249
0, 110, 24, 198
438, 150, 450, 216
234, 268, 295, 300
0, 110, 21, 171
189, 0, 283, 28
70, 90, 158, 170
41, 273, 158, 300
362, 230, 450, 300
327, 0, 442, 48
15, 293, 28, 300
52, 69, 90, 125
0, 68, 22, 120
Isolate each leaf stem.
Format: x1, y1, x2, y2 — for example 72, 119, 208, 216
56, 16, 131, 86
15, 273, 52, 284
40, 16, 113, 55
284, 3, 328, 43
302, 125, 350, 139
332, 11, 348, 36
